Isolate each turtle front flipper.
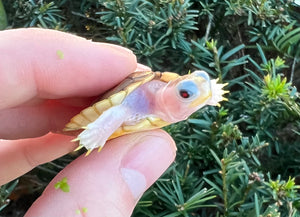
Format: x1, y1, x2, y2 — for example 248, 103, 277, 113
75, 105, 128, 155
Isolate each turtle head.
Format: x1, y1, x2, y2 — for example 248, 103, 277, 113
157, 70, 227, 122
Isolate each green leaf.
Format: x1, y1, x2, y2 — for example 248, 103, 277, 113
203, 178, 222, 195
209, 149, 222, 168
256, 44, 267, 64
254, 193, 260, 217
220, 44, 245, 61
275, 28, 300, 49
0, 0, 7, 30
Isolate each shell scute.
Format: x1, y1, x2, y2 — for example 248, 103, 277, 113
81, 107, 100, 123
64, 122, 80, 130
93, 99, 112, 115
159, 72, 180, 82
71, 114, 90, 127
123, 81, 142, 94
108, 90, 127, 106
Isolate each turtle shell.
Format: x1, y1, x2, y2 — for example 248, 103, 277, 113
64, 71, 180, 139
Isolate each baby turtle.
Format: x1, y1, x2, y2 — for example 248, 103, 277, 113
64, 71, 228, 155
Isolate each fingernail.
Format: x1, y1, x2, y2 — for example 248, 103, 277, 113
120, 168, 146, 200
135, 63, 151, 71
121, 135, 176, 200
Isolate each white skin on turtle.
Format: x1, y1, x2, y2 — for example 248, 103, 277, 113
76, 71, 226, 152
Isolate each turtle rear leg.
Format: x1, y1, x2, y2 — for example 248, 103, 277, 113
75, 105, 128, 155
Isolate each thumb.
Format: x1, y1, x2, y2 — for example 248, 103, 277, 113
25, 130, 176, 217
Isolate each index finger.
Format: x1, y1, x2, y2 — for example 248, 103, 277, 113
0, 28, 137, 109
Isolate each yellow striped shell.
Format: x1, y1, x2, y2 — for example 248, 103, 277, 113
64, 71, 180, 139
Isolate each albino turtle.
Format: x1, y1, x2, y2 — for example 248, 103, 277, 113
64, 70, 228, 155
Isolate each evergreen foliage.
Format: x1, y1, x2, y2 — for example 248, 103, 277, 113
1, 0, 300, 216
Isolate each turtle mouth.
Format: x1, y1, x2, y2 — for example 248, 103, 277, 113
189, 92, 212, 108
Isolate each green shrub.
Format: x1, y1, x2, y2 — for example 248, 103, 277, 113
1, 0, 300, 216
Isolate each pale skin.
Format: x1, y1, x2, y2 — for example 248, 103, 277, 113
0, 28, 176, 216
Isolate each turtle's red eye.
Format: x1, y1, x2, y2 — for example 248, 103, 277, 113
177, 80, 198, 101
179, 90, 190, 98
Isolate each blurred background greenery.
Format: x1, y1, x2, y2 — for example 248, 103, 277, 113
1, 0, 300, 216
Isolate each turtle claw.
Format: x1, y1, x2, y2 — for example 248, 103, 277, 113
71, 137, 80, 142
74, 145, 83, 151
85, 149, 93, 156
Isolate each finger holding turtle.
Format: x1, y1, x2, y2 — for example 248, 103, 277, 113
0, 28, 138, 184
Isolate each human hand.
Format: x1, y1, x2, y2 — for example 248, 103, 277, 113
0, 28, 176, 216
